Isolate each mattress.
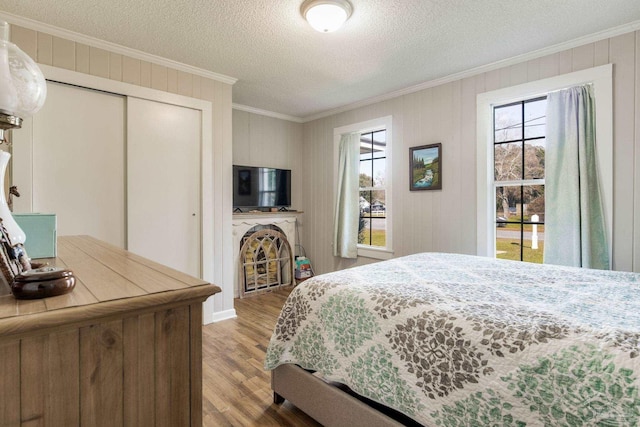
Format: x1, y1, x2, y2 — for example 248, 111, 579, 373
264, 252, 640, 426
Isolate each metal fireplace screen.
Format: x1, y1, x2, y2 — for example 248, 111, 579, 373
239, 228, 293, 297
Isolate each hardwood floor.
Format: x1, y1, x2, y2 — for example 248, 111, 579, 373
201, 287, 321, 426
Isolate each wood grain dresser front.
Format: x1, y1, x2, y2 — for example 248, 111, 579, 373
0, 236, 220, 427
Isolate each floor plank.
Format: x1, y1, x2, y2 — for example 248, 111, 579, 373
202, 287, 321, 426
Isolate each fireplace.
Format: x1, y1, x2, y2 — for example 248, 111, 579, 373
239, 226, 293, 296
232, 213, 299, 297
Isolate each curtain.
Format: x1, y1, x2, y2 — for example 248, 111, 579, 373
544, 84, 609, 269
333, 132, 360, 258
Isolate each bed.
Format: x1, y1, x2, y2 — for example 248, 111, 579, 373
264, 252, 640, 426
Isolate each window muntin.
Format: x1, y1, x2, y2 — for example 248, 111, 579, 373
493, 97, 546, 263
359, 129, 386, 248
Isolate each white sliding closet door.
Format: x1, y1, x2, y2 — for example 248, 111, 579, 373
127, 97, 201, 277
24, 82, 126, 247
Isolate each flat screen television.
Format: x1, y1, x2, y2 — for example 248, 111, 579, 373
233, 165, 291, 209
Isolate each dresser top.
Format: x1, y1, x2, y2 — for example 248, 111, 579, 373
0, 235, 220, 337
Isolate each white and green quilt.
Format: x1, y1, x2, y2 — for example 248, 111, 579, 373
265, 253, 640, 426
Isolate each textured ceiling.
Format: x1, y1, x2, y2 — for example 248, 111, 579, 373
0, 0, 639, 119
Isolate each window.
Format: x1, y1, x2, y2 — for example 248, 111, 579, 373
476, 64, 613, 262
359, 129, 387, 247
493, 97, 546, 263
334, 116, 393, 260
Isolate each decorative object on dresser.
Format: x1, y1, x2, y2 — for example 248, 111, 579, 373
10, 265, 75, 299
13, 213, 57, 258
0, 21, 49, 294
0, 152, 26, 252
0, 218, 30, 286
0, 21, 47, 145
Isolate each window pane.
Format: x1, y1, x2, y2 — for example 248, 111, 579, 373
360, 145, 372, 158
359, 190, 372, 215
523, 185, 545, 222
524, 139, 545, 179
372, 130, 386, 144
360, 133, 373, 160
496, 222, 522, 261
522, 235, 544, 263
370, 189, 385, 213
494, 142, 522, 181
496, 185, 544, 223
372, 144, 386, 160
358, 215, 371, 245
359, 160, 372, 187
373, 158, 386, 187
494, 103, 522, 142
524, 98, 546, 139
368, 216, 386, 247
495, 186, 520, 222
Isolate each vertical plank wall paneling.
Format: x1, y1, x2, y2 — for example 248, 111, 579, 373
300, 30, 639, 275
610, 33, 636, 272
635, 31, 640, 272
9, 25, 235, 317
231, 110, 305, 239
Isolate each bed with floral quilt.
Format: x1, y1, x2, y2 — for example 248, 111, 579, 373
265, 252, 640, 426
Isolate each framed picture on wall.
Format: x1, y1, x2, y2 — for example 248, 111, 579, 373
410, 143, 442, 191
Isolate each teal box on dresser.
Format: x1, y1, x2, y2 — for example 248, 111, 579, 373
13, 213, 57, 259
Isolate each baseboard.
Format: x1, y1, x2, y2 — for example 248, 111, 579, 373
205, 308, 237, 324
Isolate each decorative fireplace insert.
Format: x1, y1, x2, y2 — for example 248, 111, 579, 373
238, 227, 293, 297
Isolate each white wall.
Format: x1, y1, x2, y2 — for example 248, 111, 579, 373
302, 31, 640, 275
232, 110, 304, 211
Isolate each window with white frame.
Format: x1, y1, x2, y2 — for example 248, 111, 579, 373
477, 65, 613, 263
334, 116, 393, 260
359, 129, 387, 247
493, 96, 547, 263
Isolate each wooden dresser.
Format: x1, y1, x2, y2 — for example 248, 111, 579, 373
0, 236, 220, 427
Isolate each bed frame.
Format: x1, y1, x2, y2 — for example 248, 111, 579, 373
272, 364, 423, 427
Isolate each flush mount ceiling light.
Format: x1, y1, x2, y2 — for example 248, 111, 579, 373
301, 0, 353, 33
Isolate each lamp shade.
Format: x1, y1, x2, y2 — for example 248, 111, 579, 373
0, 22, 46, 121
301, 0, 352, 33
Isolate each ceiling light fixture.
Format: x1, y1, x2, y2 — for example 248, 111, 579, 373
301, 0, 353, 33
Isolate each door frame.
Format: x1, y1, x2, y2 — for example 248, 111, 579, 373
12, 64, 214, 320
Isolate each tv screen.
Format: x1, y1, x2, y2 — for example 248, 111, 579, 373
233, 165, 291, 208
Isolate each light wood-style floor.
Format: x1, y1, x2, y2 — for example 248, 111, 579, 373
201, 287, 322, 426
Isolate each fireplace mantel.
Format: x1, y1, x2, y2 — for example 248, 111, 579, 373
232, 211, 303, 220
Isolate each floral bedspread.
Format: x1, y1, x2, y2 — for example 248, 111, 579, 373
264, 253, 640, 426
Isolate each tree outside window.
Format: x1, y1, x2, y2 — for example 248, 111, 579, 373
494, 97, 546, 263
358, 130, 386, 247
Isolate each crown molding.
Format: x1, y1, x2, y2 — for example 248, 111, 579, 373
19, 5, 635, 122
232, 103, 304, 123
301, 19, 640, 122
0, 11, 237, 85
